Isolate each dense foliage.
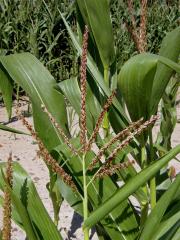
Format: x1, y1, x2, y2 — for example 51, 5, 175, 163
0, 1, 180, 240
0, 0, 179, 80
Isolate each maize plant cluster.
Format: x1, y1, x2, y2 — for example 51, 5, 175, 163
0, 1, 180, 240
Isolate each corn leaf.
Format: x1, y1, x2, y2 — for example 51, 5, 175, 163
77, 0, 115, 68
57, 77, 101, 133
150, 26, 180, 114
139, 174, 180, 240
150, 206, 180, 240
118, 53, 157, 121
0, 123, 29, 135
0, 53, 68, 151
83, 145, 180, 229
172, 229, 180, 240
118, 53, 180, 122
0, 67, 13, 118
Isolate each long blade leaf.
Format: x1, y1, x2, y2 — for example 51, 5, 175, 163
83, 145, 180, 229
0, 53, 68, 150
0, 67, 13, 118
150, 26, 180, 114
0, 123, 29, 135
77, 0, 115, 68
139, 174, 180, 240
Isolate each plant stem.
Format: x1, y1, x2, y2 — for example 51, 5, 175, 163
149, 129, 156, 209
103, 67, 109, 137
150, 176, 156, 209
82, 153, 89, 240
140, 147, 148, 227
140, 202, 148, 229
141, 146, 146, 168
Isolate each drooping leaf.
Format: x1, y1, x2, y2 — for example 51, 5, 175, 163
83, 145, 180, 229
0, 53, 68, 150
0, 123, 29, 135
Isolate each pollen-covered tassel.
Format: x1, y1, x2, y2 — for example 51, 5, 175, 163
89, 116, 158, 170
86, 90, 116, 151
105, 115, 159, 165
41, 104, 78, 156
126, 0, 140, 50
37, 140, 77, 191
139, 0, 147, 52
2, 152, 13, 240
88, 118, 143, 170
16, 107, 77, 191
96, 160, 135, 179
80, 25, 89, 151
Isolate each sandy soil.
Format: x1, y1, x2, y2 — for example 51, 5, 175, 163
0, 99, 179, 240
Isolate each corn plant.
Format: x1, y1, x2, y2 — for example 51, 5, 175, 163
0, 0, 77, 82
0, 1, 180, 240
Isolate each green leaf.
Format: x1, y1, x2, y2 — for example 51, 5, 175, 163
77, 0, 115, 68
171, 228, 180, 240
150, 26, 180, 114
0, 67, 13, 118
152, 202, 180, 240
139, 174, 180, 240
118, 53, 180, 122
83, 145, 180, 229
0, 123, 29, 135
60, 11, 129, 129
0, 162, 63, 240
57, 77, 101, 133
118, 53, 157, 121
0, 53, 68, 150
56, 177, 83, 216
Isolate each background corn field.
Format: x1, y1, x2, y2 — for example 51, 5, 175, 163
0, 0, 179, 82
0, 0, 77, 82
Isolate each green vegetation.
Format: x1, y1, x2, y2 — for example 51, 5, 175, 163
0, 1, 179, 239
